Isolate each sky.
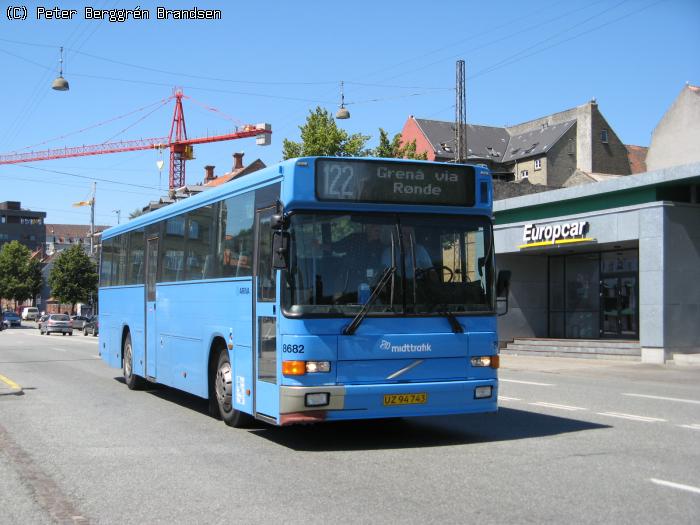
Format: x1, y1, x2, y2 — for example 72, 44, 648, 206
1, 0, 698, 226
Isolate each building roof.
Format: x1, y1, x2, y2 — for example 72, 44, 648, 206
413, 119, 510, 161
626, 145, 648, 174
205, 158, 267, 187
502, 121, 576, 162
412, 118, 575, 164
494, 162, 700, 223
45, 224, 109, 241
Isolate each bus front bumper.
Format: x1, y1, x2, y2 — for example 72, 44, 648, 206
278, 380, 498, 425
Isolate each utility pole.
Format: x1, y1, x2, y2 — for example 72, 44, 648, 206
113, 209, 121, 225
90, 182, 95, 255
455, 60, 467, 163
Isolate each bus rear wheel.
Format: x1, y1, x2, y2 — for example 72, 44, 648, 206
123, 332, 145, 390
214, 350, 251, 428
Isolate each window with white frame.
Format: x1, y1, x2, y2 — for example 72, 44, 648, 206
520, 170, 529, 179
534, 159, 542, 170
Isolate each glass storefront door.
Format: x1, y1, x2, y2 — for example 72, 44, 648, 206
600, 251, 638, 339
549, 249, 638, 340
549, 253, 599, 338
601, 276, 638, 338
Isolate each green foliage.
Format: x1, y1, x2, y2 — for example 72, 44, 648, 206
48, 245, 98, 312
373, 128, 427, 160
282, 107, 370, 159
0, 241, 42, 305
129, 208, 145, 219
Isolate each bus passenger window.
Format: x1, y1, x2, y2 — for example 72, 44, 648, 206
257, 210, 276, 302
219, 193, 255, 278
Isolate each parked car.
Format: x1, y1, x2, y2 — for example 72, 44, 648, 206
21, 307, 40, 321
70, 315, 90, 330
83, 316, 99, 337
40, 314, 73, 336
2, 311, 21, 328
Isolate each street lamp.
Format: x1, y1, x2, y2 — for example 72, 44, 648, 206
335, 81, 350, 120
51, 46, 69, 91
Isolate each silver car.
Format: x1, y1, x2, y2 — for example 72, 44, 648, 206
40, 314, 73, 336
70, 315, 90, 330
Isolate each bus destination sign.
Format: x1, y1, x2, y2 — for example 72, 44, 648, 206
315, 159, 475, 206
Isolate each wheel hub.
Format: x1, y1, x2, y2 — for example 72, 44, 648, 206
216, 361, 232, 412
124, 344, 132, 377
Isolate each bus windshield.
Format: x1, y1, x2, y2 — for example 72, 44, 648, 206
283, 213, 494, 316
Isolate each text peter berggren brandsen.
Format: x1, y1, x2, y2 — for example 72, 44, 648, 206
35, 6, 223, 22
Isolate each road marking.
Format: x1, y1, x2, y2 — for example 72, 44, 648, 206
0, 373, 22, 391
498, 396, 521, 401
597, 411, 666, 423
678, 424, 700, 431
14, 330, 98, 344
500, 379, 553, 386
650, 478, 700, 495
52, 347, 67, 353
622, 393, 700, 405
530, 401, 586, 411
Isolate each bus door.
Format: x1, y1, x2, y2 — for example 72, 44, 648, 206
253, 207, 279, 420
145, 236, 158, 380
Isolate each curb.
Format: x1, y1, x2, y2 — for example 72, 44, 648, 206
673, 354, 700, 367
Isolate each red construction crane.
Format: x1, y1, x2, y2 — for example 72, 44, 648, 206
0, 90, 271, 189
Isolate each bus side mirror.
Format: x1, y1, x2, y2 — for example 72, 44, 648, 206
271, 213, 288, 229
496, 270, 511, 316
496, 270, 511, 297
272, 230, 290, 269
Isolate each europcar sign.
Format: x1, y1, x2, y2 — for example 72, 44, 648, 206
519, 221, 592, 248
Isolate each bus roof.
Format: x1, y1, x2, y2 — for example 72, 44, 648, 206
102, 157, 491, 240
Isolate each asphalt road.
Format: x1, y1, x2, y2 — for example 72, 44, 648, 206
1, 325, 698, 524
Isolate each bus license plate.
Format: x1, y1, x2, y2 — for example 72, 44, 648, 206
383, 393, 427, 406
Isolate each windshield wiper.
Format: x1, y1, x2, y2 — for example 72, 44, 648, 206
343, 266, 397, 336
431, 302, 464, 334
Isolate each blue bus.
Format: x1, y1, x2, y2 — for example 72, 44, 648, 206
98, 157, 507, 426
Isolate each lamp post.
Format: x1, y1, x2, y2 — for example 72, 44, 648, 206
51, 46, 69, 91
335, 81, 350, 120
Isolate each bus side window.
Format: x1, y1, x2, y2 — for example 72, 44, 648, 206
219, 192, 254, 278
257, 210, 276, 302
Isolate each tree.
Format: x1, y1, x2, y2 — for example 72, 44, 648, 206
373, 128, 427, 160
48, 245, 98, 314
282, 107, 370, 159
0, 241, 42, 308
129, 208, 145, 220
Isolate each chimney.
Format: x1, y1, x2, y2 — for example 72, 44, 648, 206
204, 165, 216, 183
233, 152, 244, 170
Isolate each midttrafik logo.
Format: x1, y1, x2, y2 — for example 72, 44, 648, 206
379, 339, 432, 353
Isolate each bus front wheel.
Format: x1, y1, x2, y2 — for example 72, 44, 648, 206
123, 332, 145, 390
214, 350, 251, 428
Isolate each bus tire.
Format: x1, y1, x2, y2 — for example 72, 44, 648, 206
123, 332, 145, 390
214, 349, 251, 428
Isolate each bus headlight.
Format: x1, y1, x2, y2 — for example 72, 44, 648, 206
305, 361, 331, 373
471, 356, 500, 368
282, 361, 331, 376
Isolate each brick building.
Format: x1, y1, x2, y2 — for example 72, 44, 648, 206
401, 99, 640, 187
